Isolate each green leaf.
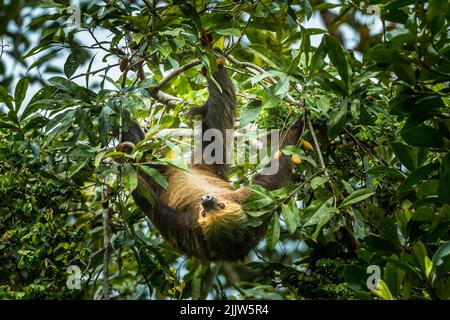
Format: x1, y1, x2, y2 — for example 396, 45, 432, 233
157, 158, 189, 172
266, 213, 280, 250
0, 85, 13, 109
303, 0, 313, 20
310, 176, 330, 190
304, 198, 335, 227
215, 28, 241, 37
340, 188, 374, 208
21, 86, 58, 119
14, 77, 29, 112
94, 151, 108, 168
246, 185, 275, 210
384, 257, 422, 280
274, 75, 289, 98
324, 34, 349, 84
391, 142, 415, 171
417, 179, 439, 197
240, 101, 262, 127
310, 39, 327, 74
432, 240, 450, 268
371, 280, 395, 300
392, 63, 416, 85
122, 164, 138, 191
138, 165, 168, 190
64, 53, 80, 78
412, 206, 436, 221
327, 100, 348, 139
304, 198, 337, 241
385, 259, 403, 297
367, 167, 406, 179
413, 241, 434, 279
247, 210, 272, 218
401, 125, 443, 148
398, 163, 439, 192
0, 120, 17, 130
48, 77, 94, 102
438, 153, 450, 204
281, 204, 298, 234
343, 265, 367, 291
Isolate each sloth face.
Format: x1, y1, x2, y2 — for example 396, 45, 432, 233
200, 194, 226, 217
198, 194, 247, 245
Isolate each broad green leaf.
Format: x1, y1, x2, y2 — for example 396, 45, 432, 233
413, 241, 430, 277
438, 153, 450, 204
432, 240, 450, 267
303, 0, 313, 20
384, 257, 422, 280
266, 212, 280, 250
391, 142, 415, 171
412, 206, 436, 221
343, 265, 367, 291
64, 53, 80, 78
401, 125, 443, 148
324, 34, 349, 84
246, 185, 275, 210
371, 280, 395, 300
0, 85, 13, 109
122, 163, 138, 191
327, 100, 348, 139
138, 164, 169, 190
310, 176, 330, 190
240, 101, 262, 127
94, 151, 108, 168
281, 204, 298, 234
304, 198, 337, 240
274, 75, 289, 98
339, 188, 374, 208
398, 163, 439, 191
310, 39, 327, 74
14, 77, 29, 112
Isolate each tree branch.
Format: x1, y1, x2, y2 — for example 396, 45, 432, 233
225, 54, 276, 84
153, 60, 202, 91
101, 187, 110, 300
307, 117, 327, 174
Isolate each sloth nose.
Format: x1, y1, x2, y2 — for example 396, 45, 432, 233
201, 194, 215, 205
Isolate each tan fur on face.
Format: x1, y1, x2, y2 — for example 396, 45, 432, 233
158, 165, 248, 241
159, 165, 235, 210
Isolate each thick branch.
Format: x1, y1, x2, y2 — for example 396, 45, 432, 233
153, 60, 202, 91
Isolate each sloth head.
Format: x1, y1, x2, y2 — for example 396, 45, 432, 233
197, 193, 249, 248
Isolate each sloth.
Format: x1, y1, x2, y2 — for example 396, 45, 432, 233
120, 58, 303, 261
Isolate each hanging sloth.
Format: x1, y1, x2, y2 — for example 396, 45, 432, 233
119, 58, 303, 261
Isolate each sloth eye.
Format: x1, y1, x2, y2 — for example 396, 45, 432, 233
201, 210, 207, 217
218, 203, 225, 210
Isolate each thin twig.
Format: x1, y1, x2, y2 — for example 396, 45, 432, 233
101, 186, 110, 300
307, 117, 327, 175
70, 63, 120, 80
